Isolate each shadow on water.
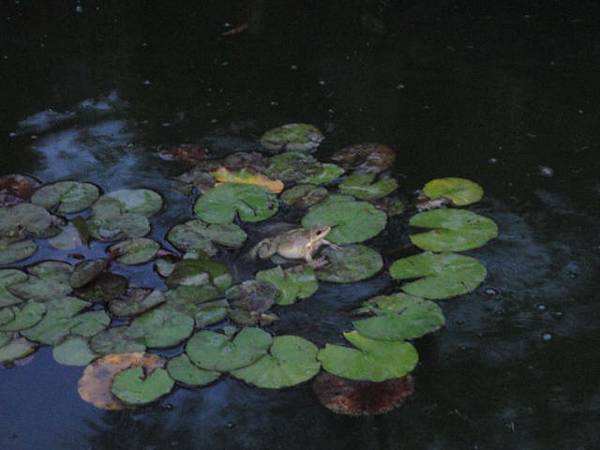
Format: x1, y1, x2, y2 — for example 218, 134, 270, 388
1, 0, 600, 449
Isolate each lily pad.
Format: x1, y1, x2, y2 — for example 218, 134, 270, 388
281, 184, 328, 208
338, 173, 398, 200
166, 256, 232, 291
129, 307, 194, 349
87, 213, 151, 242
266, 152, 322, 183
194, 300, 229, 328
70, 259, 109, 289
186, 327, 273, 372
352, 293, 445, 341
75, 272, 128, 303
0, 239, 37, 265
390, 252, 487, 299
0, 336, 37, 363
0, 301, 46, 332
90, 327, 147, 355
315, 245, 383, 283
231, 335, 320, 389
48, 223, 86, 250
0, 331, 12, 347
302, 197, 387, 244
111, 366, 174, 406
226, 280, 278, 313
108, 238, 160, 265
0, 269, 28, 307
330, 143, 396, 174
166, 354, 220, 387
260, 123, 324, 152
8, 261, 73, 302
212, 167, 284, 193
318, 331, 418, 382
194, 183, 278, 224
301, 163, 345, 185
53, 336, 99, 366
0, 203, 58, 239
109, 289, 166, 317
422, 178, 483, 206
256, 265, 319, 305
31, 181, 100, 213
93, 189, 163, 218
409, 209, 498, 252
167, 220, 247, 256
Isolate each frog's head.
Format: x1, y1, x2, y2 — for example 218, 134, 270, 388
309, 225, 331, 241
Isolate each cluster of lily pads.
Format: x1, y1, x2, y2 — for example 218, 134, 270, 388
0, 123, 497, 415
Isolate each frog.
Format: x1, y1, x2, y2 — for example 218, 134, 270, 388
249, 225, 338, 265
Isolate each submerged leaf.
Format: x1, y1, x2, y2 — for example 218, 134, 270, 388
422, 178, 483, 206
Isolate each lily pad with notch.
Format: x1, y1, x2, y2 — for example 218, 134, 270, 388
8, 261, 73, 302
0, 301, 46, 332
92, 189, 163, 218
90, 326, 147, 355
31, 181, 100, 214
87, 213, 151, 242
167, 219, 247, 256
0, 239, 37, 265
260, 123, 324, 153
166, 255, 232, 292
338, 173, 398, 200
0, 336, 37, 364
166, 354, 220, 387
111, 366, 175, 406
0, 270, 28, 308
129, 306, 194, 349
53, 336, 99, 366
256, 265, 319, 306
422, 177, 483, 206
108, 238, 160, 265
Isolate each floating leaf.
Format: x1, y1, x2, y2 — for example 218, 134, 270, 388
164, 286, 227, 328
0, 301, 46, 332
372, 195, 405, 216
129, 307, 194, 348
318, 331, 418, 382
8, 261, 73, 302
315, 245, 383, 283
301, 163, 345, 185
167, 220, 247, 256
166, 354, 220, 387
172, 166, 215, 195
109, 289, 166, 317
211, 167, 284, 194
338, 173, 398, 200
231, 335, 320, 389
108, 238, 160, 265
166, 256, 232, 291
90, 327, 146, 355
70, 259, 109, 289
422, 178, 483, 206
302, 197, 387, 244
111, 366, 174, 406
256, 265, 318, 305
48, 223, 86, 250
409, 209, 498, 252
266, 152, 322, 183
194, 300, 229, 328
0, 203, 58, 239
0, 336, 37, 363
53, 336, 98, 366
260, 123, 324, 152
186, 327, 273, 372
78, 352, 164, 410
226, 280, 277, 313
75, 272, 128, 303
31, 181, 100, 213
0, 270, 28, 307
281, 184, 328, 208
390, 252, 487, 299
194, 184, 278, 224
312, 373, 414, 416
87, 213, 151, 242
0, 239, 37, 265
0, 331, 11, 347
352, 293, 445, 341
93, 189, 163, 218
330, 143, 396, 173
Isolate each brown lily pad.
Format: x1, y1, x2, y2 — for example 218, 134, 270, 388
0, 174, 41, 202
330, 143, 396, 173
158, 144, 208, 163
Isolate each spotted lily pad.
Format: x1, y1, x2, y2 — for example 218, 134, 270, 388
53, 336, 99, 366
231, 335, 320, 389
352, 293, 445, 341
31, 181, 100, 213
108, 238, 160, 265
409, 209, 498, 252
0, 203, 58, 239
109, 289, 166, 317
194, 184, 278, 224
339, 173, 398, 200
0, 301, 46, 332
166, 354, 220, 387
167, 220, 247, 256
166, 256, 232, 291
0, 269, 28, 307
186, 327, 273, 372
422, 178, 483, 206
111, 366, 174, 406
315, 244, 383, 283
256, 265, 319, 305
8, 261, 73, 302
318, 331, 418, 382
0, 239, 37, 265
129, 306, 194, 348
87, 213, 151, 242
0, 336, 37, 363
302, 197, 387, 244
260, 123, 324, 152
390, 252, 487, 299
281, 184, 328, 208
93, 189, 163, 218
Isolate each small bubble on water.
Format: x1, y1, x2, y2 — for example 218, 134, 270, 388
551, 311, 564, 319
290, 64, 298, 70
143, 79, 152, 86
318, 80, 326, 85
542, 332, 553, 342
75, 5, 83, 13
227, 422, 236, 429
567, 271, 578, 279
538, 165, 554, 177
8, 131, 16, 138
488, 157, 498, 164
396, 83, 406, 89
536, 304, 547, 312
484, 287, 499, 296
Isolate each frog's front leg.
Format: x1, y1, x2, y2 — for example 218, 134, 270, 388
322, 239, 342, 251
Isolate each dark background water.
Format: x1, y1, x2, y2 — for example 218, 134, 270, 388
1, 1, 600, 449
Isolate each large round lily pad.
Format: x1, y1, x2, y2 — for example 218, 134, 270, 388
93, 189, 163, 217
90, 327, 147, 355
409, 209, 498, 252
8, 261, 73, 302
0, 239, 37, 265
0, 301, 46, 332
167, 220, 247, 256
111, 366, 174, 406
0, 269, 28, 307
318, 331, 418, 382
256, 265, 319, 305
0, 203, 58, 239
0, 336, 37, 363
166, 256, 232, 291
260, 123, 324, 152
231, 335, 320, 389
87, 213, 151, 242
338, 173, 398, 200
422, 178, 483, 206
352, 293, 445, 341
281, 184, 328, 208
301, 163, 345, 185
166, 354, 220, 387
302, 197, 387, 244
315, 245, 383, 283
53, 336, 99, 366
186, 327, 273, 372
31, 181, 100, 213
390, 252, 487, 299
109, 289, 166, 317
194, 184, 278, 224
129, 307, 194, 348
108, 238, 160, 265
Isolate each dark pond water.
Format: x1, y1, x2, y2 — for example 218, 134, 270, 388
2, 1, 600, 449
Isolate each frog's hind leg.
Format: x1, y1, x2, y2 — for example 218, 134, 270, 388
248, 238, 275, 260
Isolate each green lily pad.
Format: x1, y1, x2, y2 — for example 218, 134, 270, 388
281, 184, 328, 208
372, 195, 405, 217
166, 354, 220, 387
260, 123, 324, 152
352, 293, 445, 341
93, 189, 163, 218
166, 256, 232, 291
70, 259, 109, 289
48, 223, 86, 250
315, 244, 383, 283
194, 300, 229, 328
108, 238, 160, 265
301, 163, 345, 185
53, 336, 99, 366
87, 213, 151, 242
164, 286, 227, 328
154, 258, 176, 278
0, 307, 14, 326
0, 301, 46, 332
422, 178, 483, 206
390, 252, 487, 299
226, 280, 277, 314
90, 326, 147, 355
318, 331, 418, 382
75, 272, 128, 303
0, 203, 58, 239
0, 239, 37, 265
109, 289, 166, 317
194, 184, 278, 224
302, 197, 387, 244
186, 327, 273, 372
0, 336, 37, 363
167, 220, 247, 256
8, 261, 73, 302
0, 269, 28, 307
111, 366, 174, 406
409, 209, 498, 252
0, 331, 12, 347
129, 307, 194, 349
256, 265, 319, 305
31, 181, 100, 214
339, 173, 398, 200
231, 335, 320, 389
